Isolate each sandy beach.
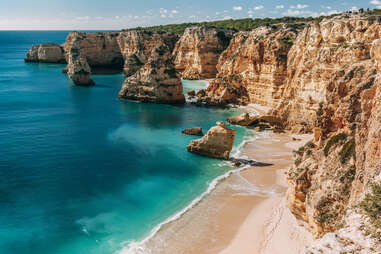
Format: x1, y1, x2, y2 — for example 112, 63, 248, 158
136, 107, 314, 254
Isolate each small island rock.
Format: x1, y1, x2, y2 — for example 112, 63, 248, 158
182, 127, 203, 136
187, 122, 236, 159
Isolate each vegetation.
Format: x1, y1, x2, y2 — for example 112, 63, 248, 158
339, 138, 356, 164
359, 183, 381, 228
122, 14, 343, 35
280, 35, 294, 45
324, 133, 348, 157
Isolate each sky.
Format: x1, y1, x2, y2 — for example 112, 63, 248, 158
0, 0, 377, 30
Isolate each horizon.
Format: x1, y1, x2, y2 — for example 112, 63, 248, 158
0, 0, 376, 30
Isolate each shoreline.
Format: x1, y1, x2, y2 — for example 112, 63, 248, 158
119, 106, 314, 254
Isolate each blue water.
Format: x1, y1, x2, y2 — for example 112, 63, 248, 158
0, 31, 253, 254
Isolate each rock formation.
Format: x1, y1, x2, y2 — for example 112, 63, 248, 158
173, 27, 234, 79
197, 25, 298, 106
63, 32, 123, 72
285, 36, 381, 252
24, 43, 65, 63
182, 127, 203, 136
117, 30, 179, 76
187, 122, 236, 159
66, 40, 94, 86
118, 44, 185, 104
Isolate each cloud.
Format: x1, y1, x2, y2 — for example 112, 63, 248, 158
290, 4, 309, 9
276, 5, 284, 9
350, 6, 358, 11
171, 10, 178, 14
370, 0, 381, 4
233, 6, 243, 11
224, 16, 233, 19
159, 8, 168, 14
254, 5, 264, 10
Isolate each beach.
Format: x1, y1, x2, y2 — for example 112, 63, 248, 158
129, 106, 314, 254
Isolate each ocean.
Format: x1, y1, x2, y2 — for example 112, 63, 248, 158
0, 31, 254, 254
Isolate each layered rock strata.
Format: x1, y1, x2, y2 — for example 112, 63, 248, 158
117, 31, 179, 76
118, 44, 185, 104
187, 122, 236, 159
24, 43, 65, 63
197, 26, 298, 106
173, 27, 234, 79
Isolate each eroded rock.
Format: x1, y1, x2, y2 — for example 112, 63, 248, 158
25, 43, 65, 63
186, 122, 236, 159
182, 127, 203, 136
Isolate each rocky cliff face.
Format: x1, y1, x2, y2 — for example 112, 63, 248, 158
187, 122, 236, 159
63, 32, 123, 71
197, 26, 298, 106
173, 27, 234, 80
272, 16, 381, 132
286, 38, 381, 252
117, 31, 179, 76
25, 43, 65, 63
118, 43, 185, 104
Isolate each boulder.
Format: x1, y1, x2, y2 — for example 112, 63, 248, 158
25, 43, 65, 63
227, 113, 256, 126
186, 122, 236, 159
182, 127, 203, 136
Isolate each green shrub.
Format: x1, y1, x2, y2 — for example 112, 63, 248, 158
359, 183, 381, 228
281, 36, 294, 45
324, 133, 348, 157
339, 138, 355, 164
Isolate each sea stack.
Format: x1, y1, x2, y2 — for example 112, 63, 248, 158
187, 122, 236, 159
24, 43, 66, 63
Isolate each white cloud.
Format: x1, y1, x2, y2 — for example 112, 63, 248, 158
276, 5, 284, 9
233, 6, 243, 11
159, 8, 168, 14
171, 10, 178, 14
224, 16, 233, 19
370, 0, 381, 5
350, 6, 358, 11
290, 4, 309, 9
254, 5, 264, 10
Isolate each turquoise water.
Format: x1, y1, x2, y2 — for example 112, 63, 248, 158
0, 31, 253, 254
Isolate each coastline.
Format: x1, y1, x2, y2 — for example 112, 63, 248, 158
120, 105, 314, 254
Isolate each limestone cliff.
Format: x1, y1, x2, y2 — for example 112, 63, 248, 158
197, 26, 298, 106
118, 43, 185, 104
63, 32, 123, 71
25, 43, 65, 63
286, 42, 381, 252
173, 27, 234, 80
117, 31, 179, 76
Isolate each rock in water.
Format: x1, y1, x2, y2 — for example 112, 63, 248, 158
24, 43, 66, 63
187, 122, 236, 159
119, 44, 185, 104
66, 39, 94, 86
182, 127, 203, 136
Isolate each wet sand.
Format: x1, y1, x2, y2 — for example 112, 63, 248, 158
139, 130, 313, 254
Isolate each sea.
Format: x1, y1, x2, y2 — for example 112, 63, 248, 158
0, 31, 255, 254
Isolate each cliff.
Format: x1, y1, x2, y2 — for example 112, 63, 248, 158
117, 30, 179, 76
118, 43, 185, 104
197, 26, 298, 106
173, 27, 234, 80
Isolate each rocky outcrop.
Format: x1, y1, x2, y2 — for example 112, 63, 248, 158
286, 42, 381, 250
197, 26, 298, 106
272, 16, 381, 132
66, 41, 94, 86
182, 127, 203, 136
117, 31, 179, 76
186, 122, 235, 159
118, 44, 185, 104
63, 32, 123, 72
25, 43, 65, 63
173, 27, 234, 79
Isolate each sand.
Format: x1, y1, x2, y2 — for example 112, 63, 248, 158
133, 106, 314, 254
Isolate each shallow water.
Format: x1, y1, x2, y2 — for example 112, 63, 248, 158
0, 31, 254, 254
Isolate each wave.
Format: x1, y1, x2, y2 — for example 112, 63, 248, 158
116, 108, 263, 254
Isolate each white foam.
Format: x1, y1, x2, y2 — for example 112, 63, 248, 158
116, 122, 263, 254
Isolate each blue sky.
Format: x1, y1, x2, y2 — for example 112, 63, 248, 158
0, 0, 376, 30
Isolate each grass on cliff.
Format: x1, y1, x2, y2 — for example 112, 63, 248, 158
359, 183, 381, 228
339, 138, 356, 164
324, 133, 348, 157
